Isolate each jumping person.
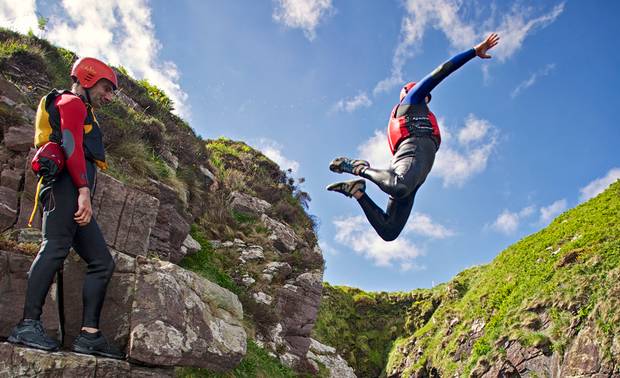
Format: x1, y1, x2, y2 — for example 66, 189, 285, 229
8, 57, 124, 359
327, 33, 500, 241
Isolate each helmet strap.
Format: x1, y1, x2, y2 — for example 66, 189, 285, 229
84, 88, 93, 105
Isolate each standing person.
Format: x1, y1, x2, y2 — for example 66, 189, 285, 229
8, 57, 124, 359
327, 33, 500, 241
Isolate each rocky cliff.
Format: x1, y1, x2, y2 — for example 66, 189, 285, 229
0, 29, 352, 377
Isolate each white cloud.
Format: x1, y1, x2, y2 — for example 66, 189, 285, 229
539, 199, 567, 225
493, 4, 565, 62
333, 215, 424, 270
332, 92, 372, 113
405, 212, 455, 239
318, 240, 339, 256
375, 1, 565, 94
432, 114, 498, 187
490, 205, 535, 234
0, 0, 38, 35
256, 138, 300, 173
272, 0, 333, 41
458, 114, 492, 145
511, 63, 556, 98
357, 130, 392, 169
0, 0, 191, 119
492, 209, 520, 234
579, 168, 620, 203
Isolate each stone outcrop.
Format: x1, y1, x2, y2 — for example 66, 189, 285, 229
3, 125, 33, 152
0, 342, 174, 377
128, 257, 246, 370
0, 248, 247, 372
229, 191, 272, 217
0, 186, 18, 232
306, 338, 356, 378
261, 214, 298, 252
146, 180, 192, 263
91, 173, 160, 257
0, 250, 60, 339
275, 271, 324, 364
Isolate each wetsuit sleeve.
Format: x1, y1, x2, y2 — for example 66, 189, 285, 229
404, 48, 477, 104
55, 95, 89, 188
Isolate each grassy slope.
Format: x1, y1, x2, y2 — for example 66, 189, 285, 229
314, 180, 620, 377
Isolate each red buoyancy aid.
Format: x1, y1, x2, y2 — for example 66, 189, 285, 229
387, 104, 441, 154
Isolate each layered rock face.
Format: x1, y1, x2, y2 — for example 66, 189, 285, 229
208, 190, 329, 373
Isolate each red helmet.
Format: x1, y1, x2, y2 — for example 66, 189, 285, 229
399, 81, 431, 102
71, 57, 118, 90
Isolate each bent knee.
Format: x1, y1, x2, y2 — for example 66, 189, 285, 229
378, 229, 403, 242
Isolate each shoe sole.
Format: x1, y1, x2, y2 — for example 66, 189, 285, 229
8, 334, 59, 352
326, 180, 365, 197
72, 344, 125, 360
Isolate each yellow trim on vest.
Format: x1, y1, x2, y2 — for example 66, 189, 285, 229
34, 96, 53, 148
95, 160, 108, 171
84, 124, 93, 134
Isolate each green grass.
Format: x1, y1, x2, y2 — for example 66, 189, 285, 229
176, 340, 298, 378
179, 225, 240, 295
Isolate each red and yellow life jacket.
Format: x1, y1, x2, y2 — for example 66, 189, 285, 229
35, 89, 108, 170
387, 103, 441, 154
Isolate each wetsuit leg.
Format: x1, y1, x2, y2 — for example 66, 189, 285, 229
358, 193, 415, 241
23, 171, 78, 321
355, 137, 436, 241
72, 218, 114, 329
359, 137, 436, 199
23, 161, 114, 328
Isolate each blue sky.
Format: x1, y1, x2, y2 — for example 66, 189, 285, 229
3, 0, 619, 292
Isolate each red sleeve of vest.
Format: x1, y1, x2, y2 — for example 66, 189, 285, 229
55, 94, 89, 188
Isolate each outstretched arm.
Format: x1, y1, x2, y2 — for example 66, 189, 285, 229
405, 33, 500, 104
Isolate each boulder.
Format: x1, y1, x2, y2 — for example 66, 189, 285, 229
3, 125, 33, 152
239, 245, 265, 262
0, 342, 174, 377
91, 172, 159, 257
1, 168, 22, 191
199, 165, 217, 189
0, 250, 59, 340
262, 262, 292, 282
253, 292, 274, 305
0, 186, 18, 232
306, 338, 357, 378
128, 257, 247, 370
180, 234, 201, 258
261, 214, 298, 252
229, 191, 271, 217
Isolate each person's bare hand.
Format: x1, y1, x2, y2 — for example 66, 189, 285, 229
475, 33, 500, 59
74, 188, 92, 226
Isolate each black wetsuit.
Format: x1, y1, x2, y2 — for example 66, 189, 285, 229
356, 48, 477, 241
23, 161, 114, 328
23, 92, 114, 329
